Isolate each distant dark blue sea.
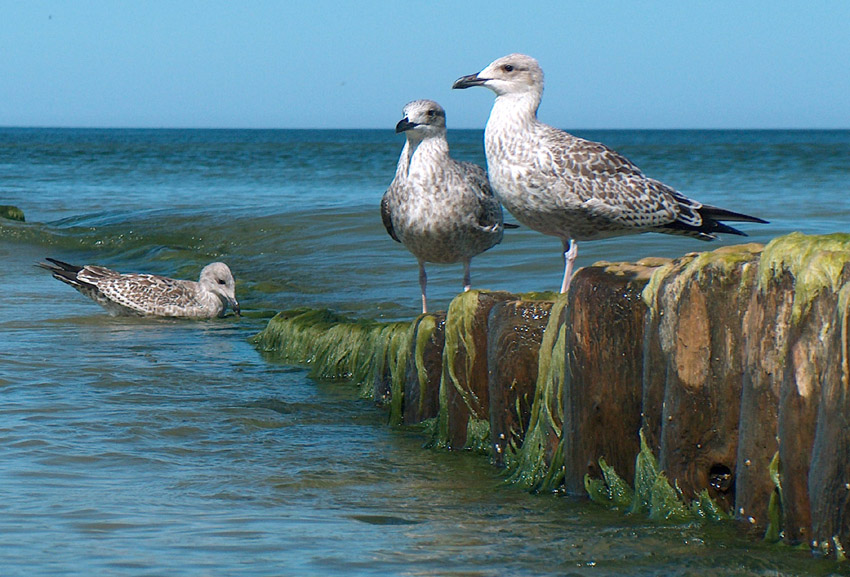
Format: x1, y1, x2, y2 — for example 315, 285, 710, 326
1, 128, 848, 576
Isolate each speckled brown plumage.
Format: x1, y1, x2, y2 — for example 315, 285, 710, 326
38, 258, 240, 318
453, 53, 767, 293
381, 100, 506, 312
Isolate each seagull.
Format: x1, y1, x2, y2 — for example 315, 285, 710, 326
381, 99, 508, 313
37, 258, 240, 318
452, 53, 767, 293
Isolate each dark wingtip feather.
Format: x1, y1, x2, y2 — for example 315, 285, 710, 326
35, 257, 85, 285
700, 204, 769, 225
663, 203, 766, 240
42, 258, 83, 272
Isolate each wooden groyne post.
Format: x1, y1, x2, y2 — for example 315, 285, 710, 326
253, 232, 850, 559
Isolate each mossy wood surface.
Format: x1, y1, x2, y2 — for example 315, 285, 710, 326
0, 205, 25, 222
439, 290, 516, 451
809, 280, 850, 557
647, 245, 761, 511
252, 233, 850, 558
487, 300, 553, 467
562, 260, 660, 496
403, 313, 446, 425
504, 296, 569, 492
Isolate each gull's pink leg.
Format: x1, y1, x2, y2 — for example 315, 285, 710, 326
419, 261, 428, 314
560, 238, 578, 294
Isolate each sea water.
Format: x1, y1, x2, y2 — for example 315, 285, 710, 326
1, 128, 848, 576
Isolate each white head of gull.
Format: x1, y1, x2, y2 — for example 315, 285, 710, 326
453, 53, 767, 293
38, 258, 240, 318
381, 99, 507, 313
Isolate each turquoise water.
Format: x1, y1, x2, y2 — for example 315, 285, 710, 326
1, 128, 848, 575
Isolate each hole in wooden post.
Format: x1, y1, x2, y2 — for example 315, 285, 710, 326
708, 464, 734, 494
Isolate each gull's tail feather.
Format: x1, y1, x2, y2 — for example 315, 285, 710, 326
700, 204, 769, 224
661, 205, 768, 241
36, 258, 87, 287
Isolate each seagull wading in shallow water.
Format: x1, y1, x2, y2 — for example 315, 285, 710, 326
38, 259, 240, 318
452, 53, 767, 293
381, 99, 508, 313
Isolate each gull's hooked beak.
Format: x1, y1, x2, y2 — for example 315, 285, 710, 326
395, 117, 416, 133
452, 73, 487, 89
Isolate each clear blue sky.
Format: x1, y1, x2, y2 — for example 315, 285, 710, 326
2, 1, 848, 129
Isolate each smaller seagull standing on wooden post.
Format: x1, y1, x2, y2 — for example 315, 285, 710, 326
38, 258, 240, 318
453, 53, 767, 294
381, 99, 509, 313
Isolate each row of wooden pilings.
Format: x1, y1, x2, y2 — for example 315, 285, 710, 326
254, 232, 850, 559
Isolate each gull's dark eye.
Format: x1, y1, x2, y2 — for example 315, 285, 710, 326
217, 279, 226, 285
427, 109, 435, 117
503, 64, 514, 72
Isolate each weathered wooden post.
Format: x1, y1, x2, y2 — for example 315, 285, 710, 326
403, 313, 446, 425
439, 290, 516, 450
562, 260, 663, 495
647, 246, 761, 511
488, 299, 554, 466
737, 270, 792, 530
769, 235, 850, 549
809, 275, 850, 556
738, 233, 850, 542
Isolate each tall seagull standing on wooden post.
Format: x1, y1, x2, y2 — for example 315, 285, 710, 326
453, 53, 767, 293
381, 99, 509, 313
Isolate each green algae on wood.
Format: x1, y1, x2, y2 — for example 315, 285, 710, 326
382, 321, 414, 417
250, 237, 850, 557
442, 291, 486, 425
0, 205, 25, 222
639, 248, 761, 453
430, 292, 484, 450
562, 260, 661, 497
639, 244, 762, 494
738, 234, 850, 537
252, 308, 411, 403
413, 315, 438, 410
758, 232, 850, 324
252, 308, 348, 369
644, 244, 760, 509
402, 313, 444, 425
585, 430, 731, 523
764, 451, 783, 542
631, 429, 692, 522
463, 417, 492, 454
487, 299, 554, 467
642, 244, 763, 312
433, 290, 516, 451
584, 457, 634, 510
504, 295, 569, 492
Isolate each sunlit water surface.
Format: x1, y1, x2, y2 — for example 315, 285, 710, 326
1, 128, 848, 576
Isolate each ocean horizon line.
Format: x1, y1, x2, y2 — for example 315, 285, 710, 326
1, 125, 848, 133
